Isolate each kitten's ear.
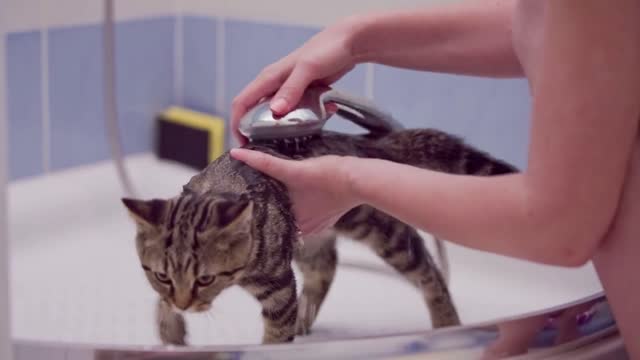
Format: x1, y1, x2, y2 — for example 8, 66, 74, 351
121, 198, 168, 227
215, 198, 254, 230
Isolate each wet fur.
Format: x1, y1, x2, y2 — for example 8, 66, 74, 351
123, 128, 517, 345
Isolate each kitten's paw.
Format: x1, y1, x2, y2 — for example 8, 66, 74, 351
156, 299, 188, 346
431, 311, 461, 328
295, 297, 317, 336
159, 313, 187, 346
262, 317, 296, 343
295, 319, 311, 336
262, 333, 295, 344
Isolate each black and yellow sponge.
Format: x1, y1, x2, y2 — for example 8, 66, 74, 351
155, 106, 225, 170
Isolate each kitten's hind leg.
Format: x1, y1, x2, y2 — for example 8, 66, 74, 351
241, 268, 298, 343
294, 230, 338, 335
433, 236, 450, 285
156, 298, 187, 345
337, 206, 460, 328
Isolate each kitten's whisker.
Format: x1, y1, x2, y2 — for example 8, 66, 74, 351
206, 309, 217, 323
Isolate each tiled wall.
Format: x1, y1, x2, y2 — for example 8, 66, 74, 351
6, 30, 43, 179
6, 19, 177, 179
3, 0, 531, 181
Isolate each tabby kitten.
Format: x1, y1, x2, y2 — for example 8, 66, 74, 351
123, 128, 516, 345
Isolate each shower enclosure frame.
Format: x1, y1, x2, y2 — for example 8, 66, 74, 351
0, 2, 14, 357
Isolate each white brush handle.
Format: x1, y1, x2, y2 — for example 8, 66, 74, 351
322, 89, 405, 133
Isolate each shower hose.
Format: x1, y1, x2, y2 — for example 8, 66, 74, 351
103, 0, 136, 198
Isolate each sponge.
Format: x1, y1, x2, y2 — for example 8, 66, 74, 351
155, 106, 225, 170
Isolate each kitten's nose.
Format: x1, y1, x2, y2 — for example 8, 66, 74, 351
174, 293, 193, 310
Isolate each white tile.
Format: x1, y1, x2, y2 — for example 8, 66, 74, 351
3, 0, 461, 32
114, 0, 177, 21
4, 0, 44, 32
5, 0, 179, 32
181, 0, 462, 27
4, 0, 460, 32
43, 0, 102, 28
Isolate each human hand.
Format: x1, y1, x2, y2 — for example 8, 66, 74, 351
230, 19, 362, 145
230, 148, 362, 235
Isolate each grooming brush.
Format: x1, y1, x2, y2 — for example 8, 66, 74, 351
238, 86, 404, 142
239, 86, 454, 284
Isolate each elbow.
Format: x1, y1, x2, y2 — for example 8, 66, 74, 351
551, 244, 594, 268
537, 230, 600, 268
527, 202, 613, 268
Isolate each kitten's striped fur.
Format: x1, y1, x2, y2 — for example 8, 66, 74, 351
123, 128, 517, 345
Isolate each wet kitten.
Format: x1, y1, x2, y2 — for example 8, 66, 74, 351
123, 128, 516, 345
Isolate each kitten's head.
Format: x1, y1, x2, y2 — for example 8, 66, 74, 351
122, 191, 254, 312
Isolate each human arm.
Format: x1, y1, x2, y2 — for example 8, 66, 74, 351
231, 0, 520, 144
350, 0, 521, 76
345, 0, 640, 266
232, 0, 640, 267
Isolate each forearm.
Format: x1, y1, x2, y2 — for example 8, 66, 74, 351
343, 1, 640, 268
347, 158, 591, 267
346, 0, 522, 77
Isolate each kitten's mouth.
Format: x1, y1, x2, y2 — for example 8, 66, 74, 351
192, 302, 212, 313
172, 302, 211, 313
171, 304, 186, 315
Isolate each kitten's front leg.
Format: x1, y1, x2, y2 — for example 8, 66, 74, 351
242, 268, 298, 344
156, 298, 187, 345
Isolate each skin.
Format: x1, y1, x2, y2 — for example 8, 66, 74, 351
229, 0, 640, 356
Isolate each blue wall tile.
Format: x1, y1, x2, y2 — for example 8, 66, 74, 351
6, 15, 531, 175
7, 31, 44, 180
333, 65, 366, 97
183, 16, 217, 115
373, 66, 531, 168
224, 20, 318, 116
116, 17, 175, 155
48, 24, 109, 170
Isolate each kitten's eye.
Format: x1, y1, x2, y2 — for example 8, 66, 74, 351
196, 275, 216, 287
154, 272, 171, 284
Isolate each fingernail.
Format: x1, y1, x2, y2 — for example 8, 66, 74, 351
271, 98, 288, 114
325, 102, 338, 114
